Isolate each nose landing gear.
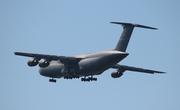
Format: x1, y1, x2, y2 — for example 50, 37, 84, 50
49, 78, 56, 83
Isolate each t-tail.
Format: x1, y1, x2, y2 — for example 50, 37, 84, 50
111, 22, 157, 52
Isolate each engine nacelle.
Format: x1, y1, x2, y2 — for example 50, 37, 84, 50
111, 71, 123, 78
39, 61, 50, 68
27, 60, 39, 67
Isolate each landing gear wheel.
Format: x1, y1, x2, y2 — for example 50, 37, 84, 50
81, 78, 84, 81
81, 77, 97, 82
49, 78, 56, 83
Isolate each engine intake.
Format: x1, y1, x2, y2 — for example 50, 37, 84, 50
27, 60, 39, 67
111, 71, 123, 78
39, 61, 50, 68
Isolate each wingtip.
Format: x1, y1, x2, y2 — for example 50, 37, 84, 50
14, 52, 17, 55
14, 52, 21, 55
155, 71, 166, 74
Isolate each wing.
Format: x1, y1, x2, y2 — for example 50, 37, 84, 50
14, 52, 81, 64
112, 64, 165, 74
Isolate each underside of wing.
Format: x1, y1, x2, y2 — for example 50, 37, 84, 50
14, 52, 82, 67
14, 52, 59, 60
112, 64, 165, 74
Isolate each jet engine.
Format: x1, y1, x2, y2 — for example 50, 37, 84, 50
27, 59, 39, 67
111, 70, 123, 78
39, 60, 50, 68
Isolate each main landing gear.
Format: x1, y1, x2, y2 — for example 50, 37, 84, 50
63, 75, 97, 82
49, 78, 56, 83
64, 76, 80, 79
48, 76, 97, 83
81, 77, 97, 82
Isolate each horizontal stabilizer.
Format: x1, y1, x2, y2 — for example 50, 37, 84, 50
111, 22, 158, 30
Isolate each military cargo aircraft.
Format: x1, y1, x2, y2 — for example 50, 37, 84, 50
14, 22, 165, 83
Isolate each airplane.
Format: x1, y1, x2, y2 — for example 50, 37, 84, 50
14, 22, 165, 83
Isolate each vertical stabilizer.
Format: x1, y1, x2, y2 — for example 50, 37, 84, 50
111, 22, 157, 52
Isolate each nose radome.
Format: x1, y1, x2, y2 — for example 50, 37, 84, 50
39, 68, 46, 76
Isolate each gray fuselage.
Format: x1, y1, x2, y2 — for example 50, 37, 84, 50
39, 50, 128, 78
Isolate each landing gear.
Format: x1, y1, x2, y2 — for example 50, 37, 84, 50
64, 75, 79, 79
49, 78, 56, 83
81, 77, 97, 82
63, 75, 97, 82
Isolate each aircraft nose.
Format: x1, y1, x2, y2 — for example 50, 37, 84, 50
39, 68, 47, 76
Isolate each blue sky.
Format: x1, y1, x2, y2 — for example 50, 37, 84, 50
1, 0, 180, 110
